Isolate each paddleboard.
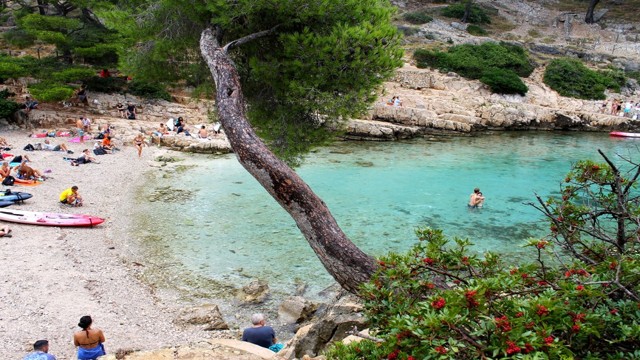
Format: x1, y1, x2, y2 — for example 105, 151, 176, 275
0, 209, 104, 227
0, 191, 32, 202
610, 131, 640, 138
30, 131, 71, 138
0, 200, 13, 207
68, 135, 93, 143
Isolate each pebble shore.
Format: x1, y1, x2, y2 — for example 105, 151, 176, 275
0, 129, 215, 359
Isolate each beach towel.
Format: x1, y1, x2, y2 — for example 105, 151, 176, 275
77, 344, 105, 360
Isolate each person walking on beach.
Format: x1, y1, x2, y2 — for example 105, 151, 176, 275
73, 315, 106, 360
59, 185, 83, 207
134, 133, 146, 158
468, 188, 485, 208
23, 339, 56, 360
242, 313, 283, 352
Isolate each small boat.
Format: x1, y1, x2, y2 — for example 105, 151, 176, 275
609, 131, 640, 138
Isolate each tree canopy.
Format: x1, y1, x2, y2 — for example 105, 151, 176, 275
100, 0, 403, 162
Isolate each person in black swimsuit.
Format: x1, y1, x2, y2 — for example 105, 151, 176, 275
133, 133, 146, 158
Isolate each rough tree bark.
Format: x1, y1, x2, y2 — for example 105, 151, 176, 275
585, 0, 601, 24
199, 28, 378, 294
461, 0, 473, 23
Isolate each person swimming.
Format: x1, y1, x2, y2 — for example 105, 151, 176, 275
468, 188, 485, 208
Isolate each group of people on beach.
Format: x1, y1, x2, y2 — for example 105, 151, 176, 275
23, 313, 282, 359
22, 315, 105, 360
602, 99, 640, 119
153, 117, 223, 140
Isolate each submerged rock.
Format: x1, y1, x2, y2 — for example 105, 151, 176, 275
237, 280, 270, 304
176, 304, 229, 330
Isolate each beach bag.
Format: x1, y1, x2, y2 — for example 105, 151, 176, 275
23, 144, 35, 151
93, 147, 107, 155
2, 176, 14, 186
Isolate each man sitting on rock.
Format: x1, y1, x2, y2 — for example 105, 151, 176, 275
241, 313, 283, 352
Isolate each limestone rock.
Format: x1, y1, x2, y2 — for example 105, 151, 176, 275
278, 296, 319, 324
176, 303, 229, 330
237, 280, 270, 304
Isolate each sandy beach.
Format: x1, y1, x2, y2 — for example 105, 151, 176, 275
0, 129, 217, 359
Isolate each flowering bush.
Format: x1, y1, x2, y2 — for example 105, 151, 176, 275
325, 153, 640, 359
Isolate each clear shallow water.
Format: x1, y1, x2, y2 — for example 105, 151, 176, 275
137, 132, 640, 296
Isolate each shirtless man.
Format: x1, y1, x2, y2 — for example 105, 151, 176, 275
13, 160, 45, 180
76, 117, 85, 144
468, 188, 485, 208
197, 125, 209, 139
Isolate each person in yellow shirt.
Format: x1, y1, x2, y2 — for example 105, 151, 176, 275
59, 186, 83, 207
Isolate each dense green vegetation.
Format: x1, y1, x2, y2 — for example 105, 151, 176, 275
0, 89, 21, 119
414, 42, 533, 95
466, 24, 488, 36
543, 58, 627, 100
402, 10, 433, 25
441, 2, 491, 24
326, 156, 640, 359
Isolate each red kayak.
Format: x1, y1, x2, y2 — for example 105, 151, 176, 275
610, 131, 640, 138
0, 209, 104, 227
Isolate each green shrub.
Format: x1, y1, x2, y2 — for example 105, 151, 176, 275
28, 82, 75, 102
480, 68, 528, 95
127, 80, 171, 100
0, 61, 28, 82
51, 67, 97, 83
0, 89, 21, 119
397, 25, 420, 37
627, 71, 640, 82
543, 58, 625, 100
467, 24, 487, 36
441, 3, 491, 24
84, 76, 127, 93
414, 42, 533, 94
3, 29, 36, 48
402, 10, 433, 25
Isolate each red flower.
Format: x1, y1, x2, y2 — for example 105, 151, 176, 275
610, 308, 619, 315
465, 290, 479, 309
434, 346, 448, 354
536, 241, 548, 249
609, 261, 618, 270
524, 321, 536, 329
506, 341, 521, 355
577, 269, 589, 277
536, 305, 549, 317
576, 285, 585, 291
544, 336, 554, 345
515, 312, 524, 318
407, 357, 415, 360
431, 297, 446, 310
425, 282, 435, 289
423, 257, 434, 265
461, 256, 469, 265
538, 280, 548, 286
572, 313, 586, 323
378, 260, 386, 267
565, 270, 573, 278
510, 268, 518, 275
387, 349, 399, 360
495, 316, 512, 332
523, 343, 534, 354
572, 324, 581, 333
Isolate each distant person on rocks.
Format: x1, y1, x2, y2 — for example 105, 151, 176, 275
242, 313, 283, 352
59, 185, 83, 206
600, 100, 608, 114
126, 102, 137, 120
73, 315, 106, 360
154, 123, 169, 137
197, 125, 209, 139
116, 103, 127, 118
22, 339, 56, 360
76, 85, 88, 106
42, 139, 71, 153
386, 96, 396, 106
468, 187, 485, 209
393, 96, 402, 107
176, 117, 190, 136
23, 95, 38, 113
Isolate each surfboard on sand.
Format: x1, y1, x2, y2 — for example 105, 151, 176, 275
0, 190, 33, 202
0, 209, 104, 227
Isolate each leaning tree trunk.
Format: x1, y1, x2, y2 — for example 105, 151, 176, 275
461, 0, 473, 23
585, 0, 601, 23
199, 28, 377, 294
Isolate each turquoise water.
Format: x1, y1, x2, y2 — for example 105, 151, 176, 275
138, 132, 639, 296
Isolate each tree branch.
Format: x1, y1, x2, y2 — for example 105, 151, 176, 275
223, 25, 279, 53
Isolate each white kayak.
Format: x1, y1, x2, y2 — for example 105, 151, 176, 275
0, 209, 104, 227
